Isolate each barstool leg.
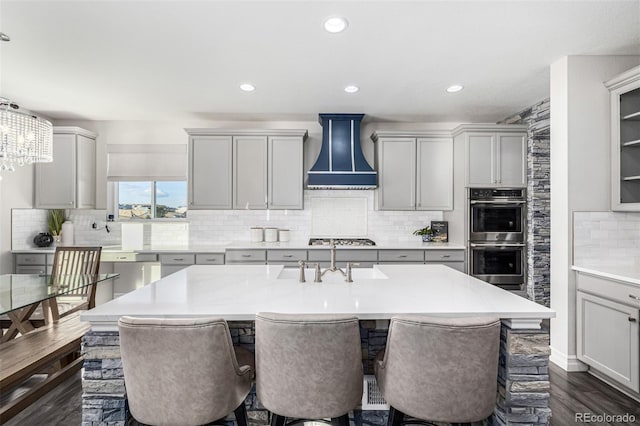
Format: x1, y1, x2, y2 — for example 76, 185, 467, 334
234, 402, 248, 426
271, 413, 286, 426
387, 406, 404, 426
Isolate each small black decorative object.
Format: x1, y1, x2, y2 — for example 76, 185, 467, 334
430, 221, 449, 242
33, 232, 54, 247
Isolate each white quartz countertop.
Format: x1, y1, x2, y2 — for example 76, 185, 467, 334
572, 265, 640, 287
13, 241, 465, 255
80, 264, 554, 327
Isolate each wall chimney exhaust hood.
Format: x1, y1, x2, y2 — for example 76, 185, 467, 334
308, 113, 377, 189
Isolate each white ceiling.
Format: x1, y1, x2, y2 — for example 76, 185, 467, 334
1, 0, 639, 123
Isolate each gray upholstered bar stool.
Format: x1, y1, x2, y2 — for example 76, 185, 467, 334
255, 312, 363, 426
374, 316, 501, 426
118, 316, 254, 426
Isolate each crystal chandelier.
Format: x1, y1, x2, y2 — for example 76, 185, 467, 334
0, 99, 53, 174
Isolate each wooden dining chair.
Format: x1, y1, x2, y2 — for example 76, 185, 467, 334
51, 246, 102, 317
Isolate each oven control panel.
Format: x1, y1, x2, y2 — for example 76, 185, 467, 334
470, 188, 525, 200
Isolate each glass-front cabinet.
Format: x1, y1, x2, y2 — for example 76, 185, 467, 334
608, 65, 640, 211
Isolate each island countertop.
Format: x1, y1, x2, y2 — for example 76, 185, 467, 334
80, 264, 554, 328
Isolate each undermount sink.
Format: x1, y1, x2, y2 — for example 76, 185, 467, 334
277, 267, 388, 283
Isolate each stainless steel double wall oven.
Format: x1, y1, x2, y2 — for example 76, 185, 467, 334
468, 188, 526, 290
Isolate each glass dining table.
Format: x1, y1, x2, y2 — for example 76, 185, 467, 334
0, 273, 118, 343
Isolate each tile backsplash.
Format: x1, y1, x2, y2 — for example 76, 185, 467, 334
573, 211, 640, 267
12, 191, 443, 249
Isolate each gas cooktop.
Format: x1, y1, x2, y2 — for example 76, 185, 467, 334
308, 238, 376, 246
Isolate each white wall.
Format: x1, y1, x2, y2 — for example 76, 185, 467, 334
550, 55, 640, 371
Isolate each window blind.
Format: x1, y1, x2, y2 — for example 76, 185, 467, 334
106, 144, 187, 181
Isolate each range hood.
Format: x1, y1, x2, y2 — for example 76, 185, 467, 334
308, 113, 377, 189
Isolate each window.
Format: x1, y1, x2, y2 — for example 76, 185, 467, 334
118, 181, 187, 220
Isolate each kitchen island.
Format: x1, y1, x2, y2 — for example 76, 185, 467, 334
79, 265, 554, 426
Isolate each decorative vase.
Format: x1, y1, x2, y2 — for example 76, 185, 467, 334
33, 232, 54, 247
422, 234, 431, 242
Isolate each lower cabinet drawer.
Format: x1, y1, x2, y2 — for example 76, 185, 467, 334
577, 272, 640, 307
378, 250, 424, 262
308, 250, 378, 262
195, 254, 225, 265
425, 250, 465, 262
15, 265, 52, 275
15, 254, 47, 265
159, 254, 196, 265
267, 250, 307, 262
225, 250, 267, 263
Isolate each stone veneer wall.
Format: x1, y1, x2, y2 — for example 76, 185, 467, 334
81, 322, 550, 426
501, 99, 551, 307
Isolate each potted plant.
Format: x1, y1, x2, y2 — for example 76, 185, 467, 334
48, 209, 66, 244
413, 226, 434, 242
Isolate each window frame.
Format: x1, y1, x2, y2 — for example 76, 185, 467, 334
111, 180, 188, 221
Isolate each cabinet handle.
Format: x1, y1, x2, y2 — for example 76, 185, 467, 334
69, 201, 73, 205
173, 258, 184, 261
398, 255, 408, 258
242, 254, 252, 258
630, 317, 637, 323
629, 294, 640, 301
206, 258, 217, 262
283, 255, 294, 258
117, 256, 127, 260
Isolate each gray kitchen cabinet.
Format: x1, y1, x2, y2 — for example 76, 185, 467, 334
186, 129, 307, 211
308, 249, 378, 268
576, 271, 640, 392
14, 253, 53, 274
234, 136, 268, 209
425, 250, 465, 272
416, 137, 454, 210
378, 250, 424, 263
268, 136, 304, 209
195, 253, 225, 265
454, 124, 527, 188
160, 253, 195, 277
372, 132, 453, 211
606, 65, 640, 211
35, 127, 97, 209
267, 250, 307, 267
188, 135, 233, 209
225, 249, 267, 264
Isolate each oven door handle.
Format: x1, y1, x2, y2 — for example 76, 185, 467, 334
469, 243, 526, 248
470, 200, 526, 205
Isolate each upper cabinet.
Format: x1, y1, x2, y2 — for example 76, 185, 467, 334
371, 132, 453, 211
453, 124, 527, 188
35, 127, 97, 209
606, 65, 640, 211
185, 129, 307, 210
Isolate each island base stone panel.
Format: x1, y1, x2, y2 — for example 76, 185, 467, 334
81, 321, 550, 426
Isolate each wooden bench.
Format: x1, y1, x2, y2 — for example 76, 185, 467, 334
0, 312, 90, 422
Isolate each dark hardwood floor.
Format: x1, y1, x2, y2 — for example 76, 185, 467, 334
3, 364, 640, 426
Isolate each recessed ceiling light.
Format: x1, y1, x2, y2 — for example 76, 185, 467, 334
446, 84, 464, 93
344, 85, 359, 93
239, 83, 255, 92
0, 32, 10, 42
324, 17, 349, 33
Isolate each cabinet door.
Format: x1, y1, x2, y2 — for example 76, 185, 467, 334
35, 134, 76, 208
577, 291, 639, 392
377, 138, 416, 210
466, 134, 495, 186
189, 136, 232, 209
416, 137, 453, 210
233, 136, 267, 209
268, 136, 303, 209
497, 133, 526, 187
76, 134, 96, 208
